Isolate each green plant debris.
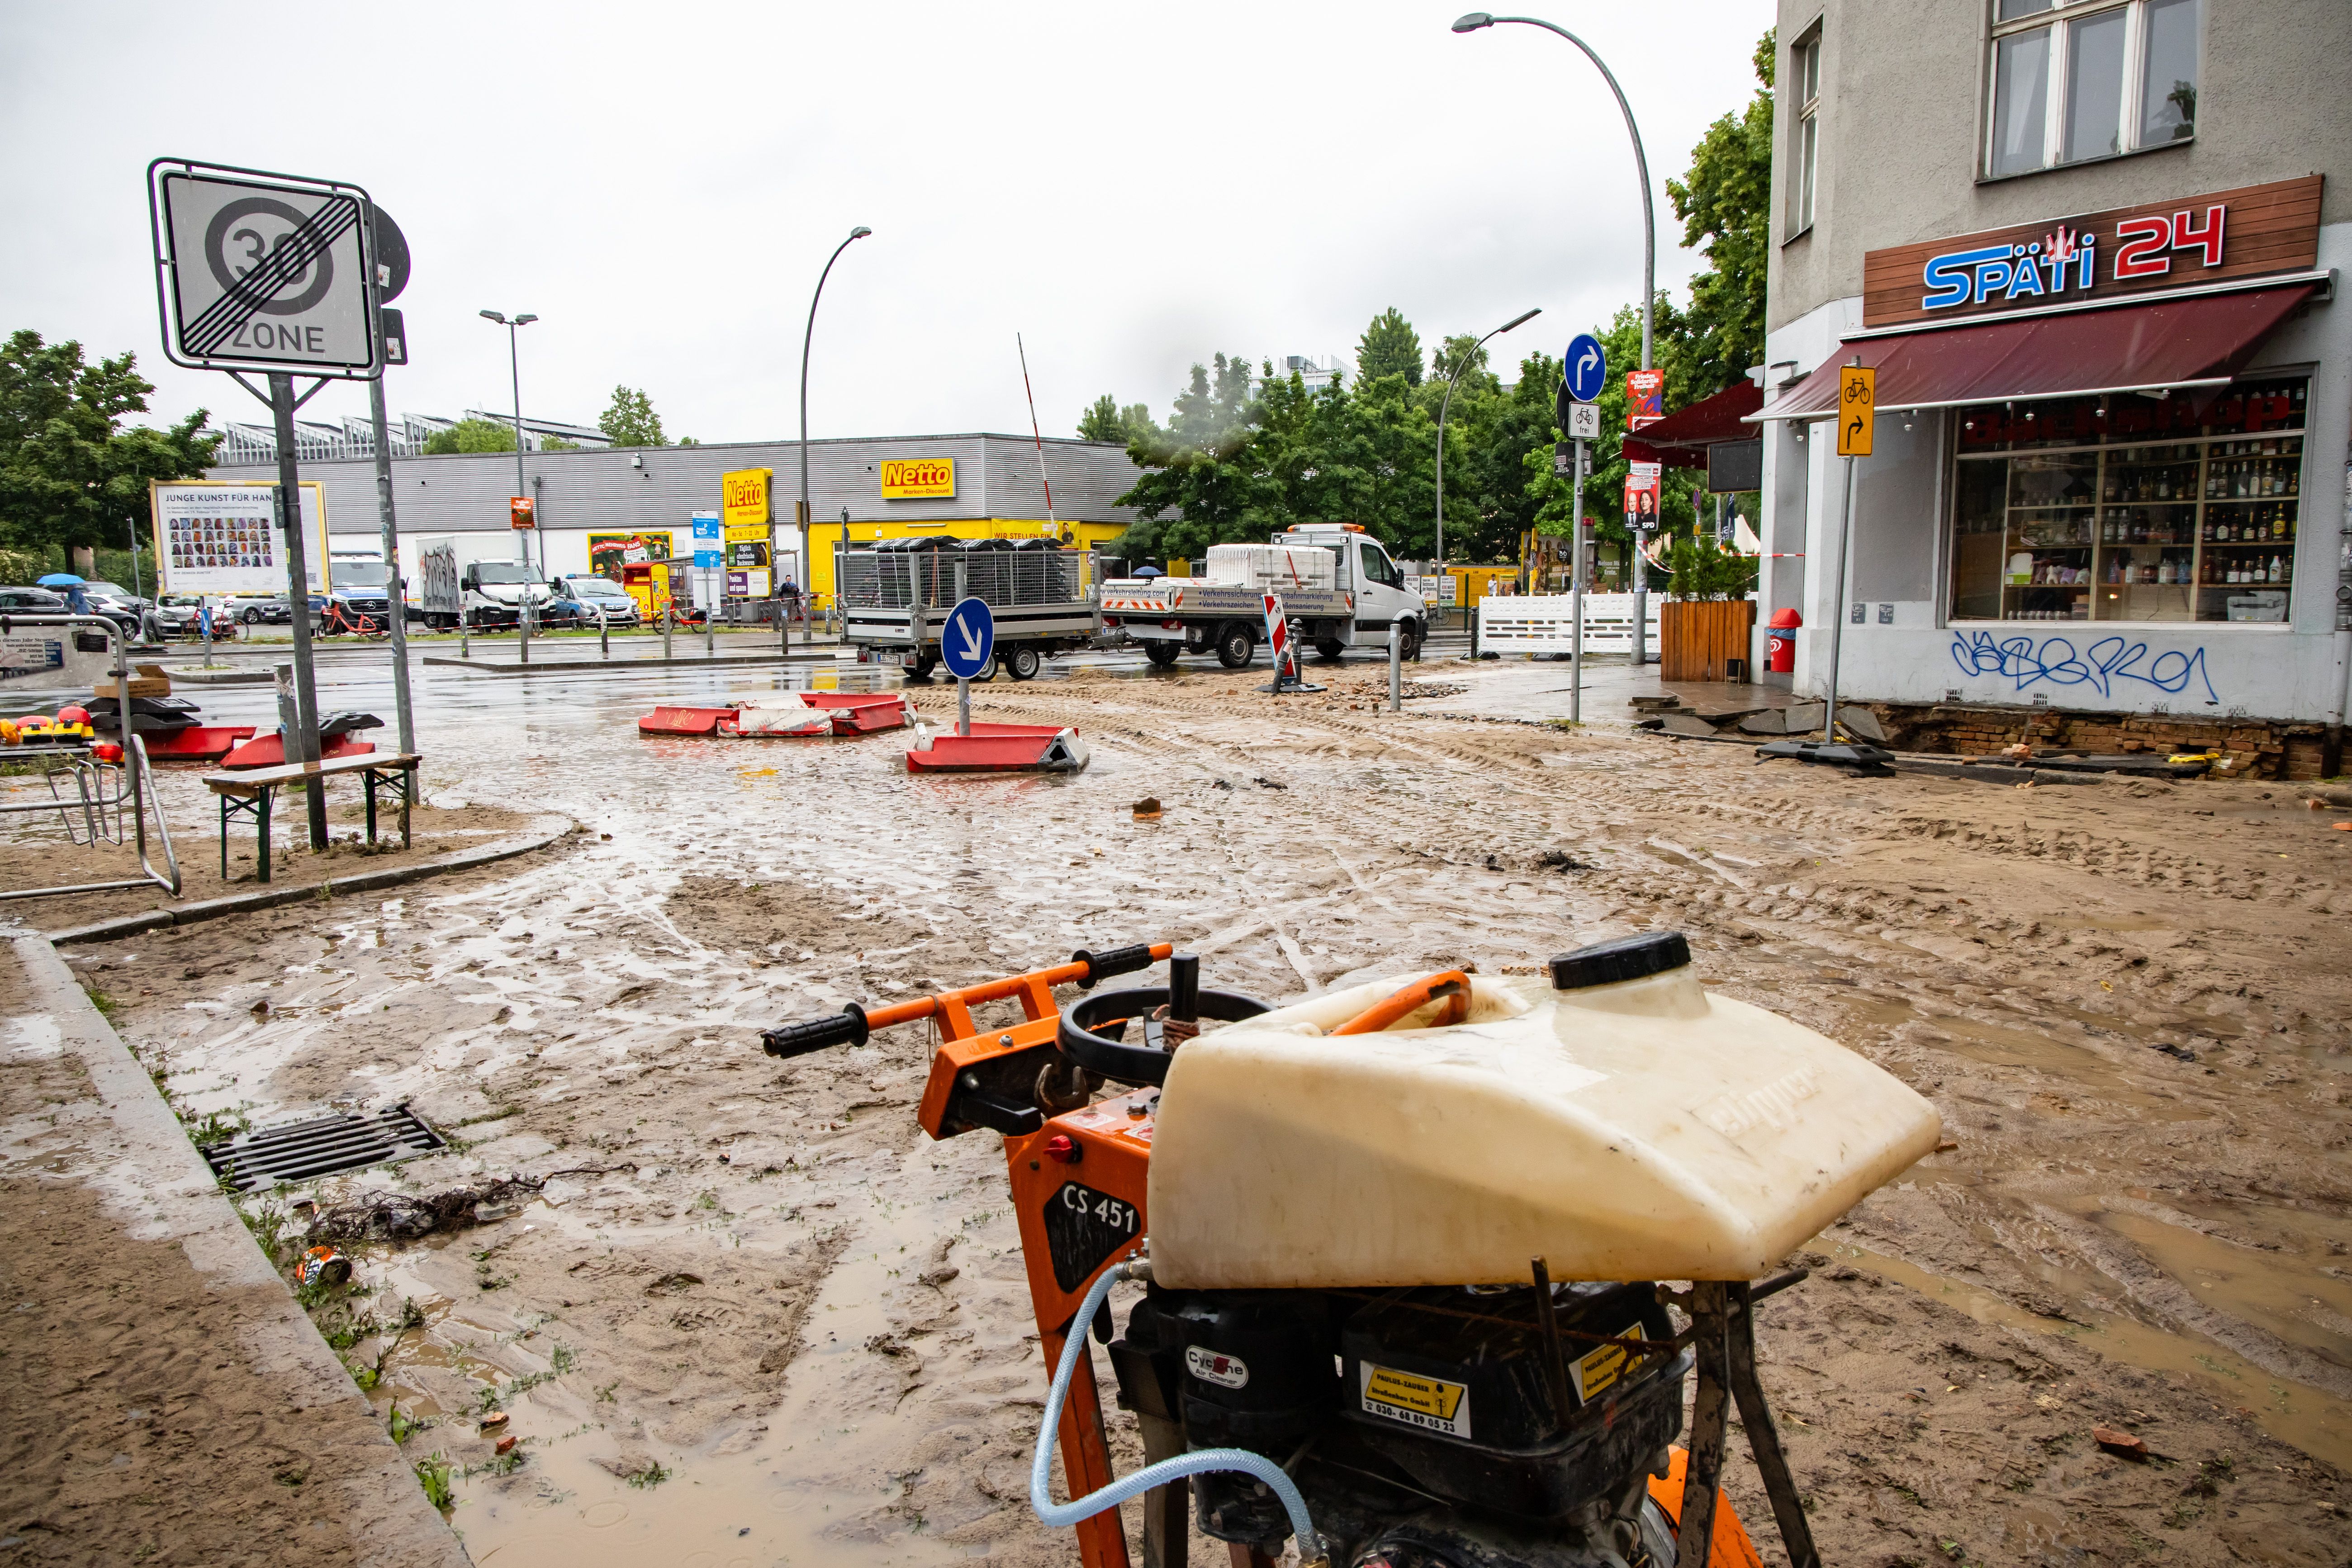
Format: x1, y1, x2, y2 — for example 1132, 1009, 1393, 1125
624, 1461, 671, 1490
414, 1454, 455, 1511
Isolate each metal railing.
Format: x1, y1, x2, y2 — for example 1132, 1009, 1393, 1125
0, 613, 181, 901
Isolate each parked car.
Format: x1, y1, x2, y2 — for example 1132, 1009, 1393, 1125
550, 574, 641, 628
74, 581, 147, 635
233, 592, 326, 632
0, 585, 69, 613
154, 594, 234, 640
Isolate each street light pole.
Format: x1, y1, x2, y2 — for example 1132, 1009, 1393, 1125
1435, 306, 1540, 630
481, 309, 539, 659
1452, 11, 1656, 661
800, 226, 873, 644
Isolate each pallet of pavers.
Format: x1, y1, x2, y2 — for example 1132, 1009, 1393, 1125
636, 692, 910, 739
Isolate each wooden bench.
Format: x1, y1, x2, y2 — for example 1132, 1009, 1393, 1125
200, 753, 422, 884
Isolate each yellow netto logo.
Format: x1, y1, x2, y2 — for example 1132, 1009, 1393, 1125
880, 458, 956, 499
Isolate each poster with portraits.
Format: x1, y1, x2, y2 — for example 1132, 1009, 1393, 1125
150, 482, 329, 595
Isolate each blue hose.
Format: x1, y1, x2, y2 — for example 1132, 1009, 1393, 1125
1030, 1257, 1326, 1565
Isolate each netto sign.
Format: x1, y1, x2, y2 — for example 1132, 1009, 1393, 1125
1862, 175, 2321, 330
880, 458, 955, 499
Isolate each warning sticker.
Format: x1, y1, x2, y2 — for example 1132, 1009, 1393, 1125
1358, 1362, 1471, 1440
1575, 1325, 1644, 1404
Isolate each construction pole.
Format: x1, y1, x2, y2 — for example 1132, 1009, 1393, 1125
267, 374, 327, 849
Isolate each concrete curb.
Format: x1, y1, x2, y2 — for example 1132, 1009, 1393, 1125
10, 933, 471, 1568
44, 814, 578, 946
423, 649, 844, 676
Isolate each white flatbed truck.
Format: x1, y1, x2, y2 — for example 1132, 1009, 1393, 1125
1101, 525, 1428, 668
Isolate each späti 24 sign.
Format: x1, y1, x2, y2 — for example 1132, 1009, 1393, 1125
1861, 175, 2321, 330
879, 458, 956, 499
149, 159, 380, 378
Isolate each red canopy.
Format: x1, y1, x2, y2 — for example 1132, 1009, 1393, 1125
1752, 282, 2319, 421
1621, 379, 1764, 468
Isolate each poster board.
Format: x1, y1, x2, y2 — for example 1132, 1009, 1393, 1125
587, 531, 673, 581
150, 480, 328, 595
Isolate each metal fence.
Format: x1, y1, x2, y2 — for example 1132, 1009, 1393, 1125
1476, 592, 1663, 656
839, 548, 1090, 610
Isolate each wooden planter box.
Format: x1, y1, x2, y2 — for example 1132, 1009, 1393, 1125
1660, 599, 1756, 683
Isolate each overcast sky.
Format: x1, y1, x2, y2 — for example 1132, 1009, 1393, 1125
4, 0, 1772, 448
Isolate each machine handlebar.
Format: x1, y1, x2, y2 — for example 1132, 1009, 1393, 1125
1072, 944, 1156, 990
760, 1004, 871, 1058
1060, 986, 1272, 1086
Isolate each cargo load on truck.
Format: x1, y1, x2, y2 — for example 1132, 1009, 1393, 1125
1102, 524, 1425, 668
842, 541, 1102, 682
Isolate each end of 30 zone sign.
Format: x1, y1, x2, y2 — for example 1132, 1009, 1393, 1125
1836, 365, 1875, 457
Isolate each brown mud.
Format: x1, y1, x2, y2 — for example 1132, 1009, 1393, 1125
38, 662, 2352, 1566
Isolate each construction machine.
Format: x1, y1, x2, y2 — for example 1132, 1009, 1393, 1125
762, 933, 1941, 1568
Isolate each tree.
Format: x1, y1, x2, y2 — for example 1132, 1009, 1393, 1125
1666, 30, 1776, 397
1114, 355, 1261, 560
1356, 308, 1423, 387
1077, 394, 1156, 446
0, 330, 218, 558
422, 418, 516, 455
597, 385, 665, 447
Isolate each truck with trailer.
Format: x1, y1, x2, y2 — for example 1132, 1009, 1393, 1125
1100, 523, 1427, 668
411, 535, 559, 631
842, 539, 1102, 681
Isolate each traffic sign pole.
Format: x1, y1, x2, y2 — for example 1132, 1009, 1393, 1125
365, 205, 414, 756
268, 373, 328, 849
1557, 335, 1607, 721
1824, 362, 1875, 743
1570, 438, 1585, 725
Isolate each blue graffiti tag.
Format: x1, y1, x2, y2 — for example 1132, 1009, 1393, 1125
1949, 631, 2219, 705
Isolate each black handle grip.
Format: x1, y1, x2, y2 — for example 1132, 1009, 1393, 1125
1168, 952, 1200, 1024
760, 1004, 870, 1058
1072, 943, 1155, 990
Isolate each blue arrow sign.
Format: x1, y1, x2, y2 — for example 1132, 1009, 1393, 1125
1563, 333, 1608, 403
941, 595, 996, 680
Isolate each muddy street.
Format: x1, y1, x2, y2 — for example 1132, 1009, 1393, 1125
32, 652, 2352, 1566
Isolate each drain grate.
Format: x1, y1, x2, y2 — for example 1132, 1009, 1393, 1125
200, 1102, 446, 1190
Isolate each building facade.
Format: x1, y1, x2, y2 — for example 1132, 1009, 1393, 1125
1756, 0, 2352, 726
202, 431, 1141, 602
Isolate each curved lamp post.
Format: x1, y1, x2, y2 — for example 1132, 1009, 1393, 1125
1435, 307, 1540, 625
1452, 11, 1658, 662
800, 226, 873, 638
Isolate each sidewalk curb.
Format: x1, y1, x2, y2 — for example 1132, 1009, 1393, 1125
423, 650, 844, 675
10, 932, 471, 1568
44, 814, 578, 946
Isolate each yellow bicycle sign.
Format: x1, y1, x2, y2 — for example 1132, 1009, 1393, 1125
1836, 365, 1875, 457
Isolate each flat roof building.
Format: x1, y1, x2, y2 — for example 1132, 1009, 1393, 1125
204, 430, 1143, 601
1755, 0, 2351, 731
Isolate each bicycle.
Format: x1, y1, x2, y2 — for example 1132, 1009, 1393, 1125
319, 602, 390, 640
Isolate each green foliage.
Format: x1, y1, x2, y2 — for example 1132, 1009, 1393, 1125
1661, 534, 1759, 599
597, 385, 665, 447
1356, 308, 1424, 387
1077, 394, 1156, 446
1666, 30, 1776, 396
625, 1461, 671, 1489
540, 435, 579, 452
414, 1454, 455, 1511
422, 418, 517, 456
0, 330, 219, 556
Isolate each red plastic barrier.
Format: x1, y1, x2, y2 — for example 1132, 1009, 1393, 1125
904, 726, 1088, 774
220, 734, 378, 769
143, 725, 257, 763
637, 706, 734, 735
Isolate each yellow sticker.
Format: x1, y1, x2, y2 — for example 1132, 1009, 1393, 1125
1575, 1325, 1644, 1403
1359, 1363, 1471, 1439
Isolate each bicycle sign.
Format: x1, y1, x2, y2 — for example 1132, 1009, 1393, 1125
1836, 365, 1876, 457
149, 160, 380, 378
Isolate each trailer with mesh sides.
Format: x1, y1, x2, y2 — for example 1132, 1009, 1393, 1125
840, 540, 1103, 681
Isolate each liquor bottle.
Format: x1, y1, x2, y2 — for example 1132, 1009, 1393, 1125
2271, 555, 2285, 584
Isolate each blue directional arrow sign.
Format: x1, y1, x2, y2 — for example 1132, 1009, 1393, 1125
1563, 333, 1608, 403
941, 596, 995, 680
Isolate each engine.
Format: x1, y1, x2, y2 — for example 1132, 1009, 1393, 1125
1109, 1277, 1688, 1567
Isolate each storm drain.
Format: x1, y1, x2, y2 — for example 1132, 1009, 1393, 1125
200, 1102, 446, 1190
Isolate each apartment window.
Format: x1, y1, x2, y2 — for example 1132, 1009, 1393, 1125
1791, 30, 1822, 233
1946, 377, 2307, 625
1987, 0, 2198, 179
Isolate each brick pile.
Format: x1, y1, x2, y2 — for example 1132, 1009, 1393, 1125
1867, 702, 2333, 781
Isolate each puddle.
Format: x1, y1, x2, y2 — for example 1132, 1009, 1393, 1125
2079, 1199, 2352, 1373
1830, 994, 2214, 1121
1830, 1240, 2352, 1462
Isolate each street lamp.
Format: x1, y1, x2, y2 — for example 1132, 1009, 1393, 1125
801, 226, 873, 634
1453, 11, 1659, 663
1435, 307, 1540, 618
479, 309, 539, 566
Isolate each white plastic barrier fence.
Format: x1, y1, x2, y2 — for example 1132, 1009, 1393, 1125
1476, 593, 1660, 656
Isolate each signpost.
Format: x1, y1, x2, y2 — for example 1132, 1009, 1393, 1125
942, 596, 995, 737
150, 158, 386, 851
363, 204, 415, 756
1824, 363, 1874, 743
1557, 335, 1607, 723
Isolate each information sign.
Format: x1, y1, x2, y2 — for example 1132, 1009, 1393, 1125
1565, 402, 1600, 440
1836, 365, 1876, 457
151, 480, 328, 594
941, 597, 995, 680
510, 496, 535, 530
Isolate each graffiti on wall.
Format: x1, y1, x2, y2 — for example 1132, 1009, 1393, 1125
1949, 630, 2219, 706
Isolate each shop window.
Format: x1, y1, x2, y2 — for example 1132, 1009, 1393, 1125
1790, 28, 1822, 235
1985, 0, 2198, 180
1948, 375, 2306, 625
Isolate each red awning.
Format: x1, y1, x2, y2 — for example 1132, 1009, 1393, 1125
1622, 379, 1764, 467
1751, 282, 2319, 421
